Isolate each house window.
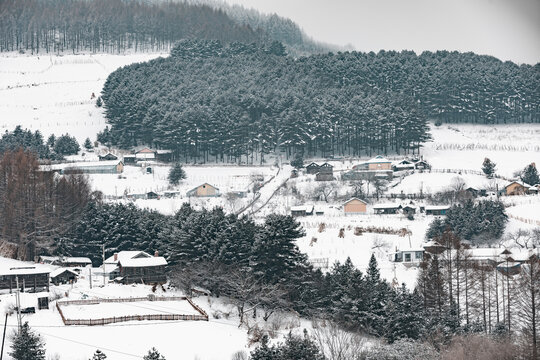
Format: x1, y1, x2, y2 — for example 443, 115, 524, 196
404, 253, 411, 262
415, 252, 423, 260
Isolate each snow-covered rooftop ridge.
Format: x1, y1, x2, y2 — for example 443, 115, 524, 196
365, 155, 391, 164
50, 267, 79, 278
505, 180, 533, 188
425, 205, 451, 210
291, 205, 313, 211
0, 257, 51, 276
119, 256, 167, 268
373, 203, 401, 209
104, 251, 152, 264
40, 256, 91, 264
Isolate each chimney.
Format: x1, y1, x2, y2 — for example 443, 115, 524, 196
113, 253, 118, 261
154, 250, 159, 257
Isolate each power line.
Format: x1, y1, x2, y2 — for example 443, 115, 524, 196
36, 331, 143, 359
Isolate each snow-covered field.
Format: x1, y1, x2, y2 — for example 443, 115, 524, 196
0, 53, 166, 143
424, 123, 540, 178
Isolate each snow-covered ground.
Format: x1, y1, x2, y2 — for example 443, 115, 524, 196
424, 123, 540, 178
0, 266, 313, 360
0, 53, 166, 143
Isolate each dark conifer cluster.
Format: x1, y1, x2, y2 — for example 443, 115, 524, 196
101, 40, 538, 163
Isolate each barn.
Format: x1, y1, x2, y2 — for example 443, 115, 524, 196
343, 198, 367, 214
187, 183, 220, 197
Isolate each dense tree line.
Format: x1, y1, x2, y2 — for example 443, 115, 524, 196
101, 40, 431, 162
0, 0, 260, 54
426, 199, 508, 244
101, 40, 539, 163
0, 150, 91, 260
0, 126, 81, 159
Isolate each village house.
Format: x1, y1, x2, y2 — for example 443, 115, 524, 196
98, 153, 118, 161
290, 205, 314, 217
392, 159, 415, 171
402, 205, 417, 216
123, 154, 136, 164
187, 183, 220, 197
306, 162, 320, 174
146, 191, 159, 200
355, 155, 392, 171
373, 203, 401, 214
425, 205, 450, 215
315, 162, 334, 181
50, 268, 78, 285
134, 147, 156, 160
104, 251, 168, 284
414, 160, 430, 170
0, 263, 50, 293
388, 248, 424, 265
155, 149, 173, 162
504, 180, 531, 196
343, 198, 367, 214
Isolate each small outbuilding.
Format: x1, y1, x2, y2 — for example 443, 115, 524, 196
343, 198, 367, 214
290, 205, 314, 217
187, 183, 220, 197
373, 203, 402, 214
425, 205, 450, 216
50, 268, 78, 285
98, 153, 118, 161
306, 162, 320, 175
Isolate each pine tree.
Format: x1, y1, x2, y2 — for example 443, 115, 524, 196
96, 97, 103, 107
90, 350, 107, 360
46, 134, 55, 147
143, 347, 166, 360
521, 163, 540, 186
54, 134, 80, 155
168, 163, 186, 185
9, 322, 46, 360
385, 284, 424, 342
84, 137, 93, 150
482, 158, 496, 178
290, 153, 304, 169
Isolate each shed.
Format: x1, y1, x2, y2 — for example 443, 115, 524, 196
343, 198, 367, 214
414, 160, 430, 170
123, 154, 136, 164
306, 162, 320, 175
504, 181, 531, 196
318, 163, 334, 175
155, 150, 173, 162
146, 191, 159, 199
393, 160, 415, 171
117, 255, 168, 284
98, 153, 118, 161
402, 205, 417, 216
425, 205, 450, 215
373, 203, 402, 214
50, 268, 78, 285
187, 183, 219, 197
290, 205, 314, 217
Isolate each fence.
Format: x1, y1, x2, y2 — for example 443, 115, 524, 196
56, 295, 208, 326
507, 213, 540, 226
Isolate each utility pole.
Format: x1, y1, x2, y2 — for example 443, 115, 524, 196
89, 267, 92, 289
0, 313, 8, 360
102, 244, 106, 287
15, 276, 21, 334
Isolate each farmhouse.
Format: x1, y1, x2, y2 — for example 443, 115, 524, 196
388, 248, 424, 265
290, 205, 314, 217
402, 205, 417, 216
356, 155, 392, 171
504, 181, 531, 196
50, 268, 78, 285
38, 256, 92, 267
134, 147, 156, 160
393, 160, 415, 171
0, 262, 50, 293
306, 162, 320, 174
425, 205, 450, 215
187, 183, 219, 197
343, 198, 367, 214
98, 153, 118, 161
50, 160, 124, 175
104, 251, 168, 284
414, 160, 430, 170
373, 203, 401, 214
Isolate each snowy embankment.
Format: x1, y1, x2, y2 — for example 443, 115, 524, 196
0, 53, 166, 143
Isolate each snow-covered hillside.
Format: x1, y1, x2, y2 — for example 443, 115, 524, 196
0, 53, 166, 143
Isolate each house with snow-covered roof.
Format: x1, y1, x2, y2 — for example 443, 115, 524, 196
104, 251, 167, 284
0, 258, 50, 293
354, 155, 392, 171
504, 180, 532, 196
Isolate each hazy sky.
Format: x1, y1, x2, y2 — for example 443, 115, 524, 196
223, 0, 540, 64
